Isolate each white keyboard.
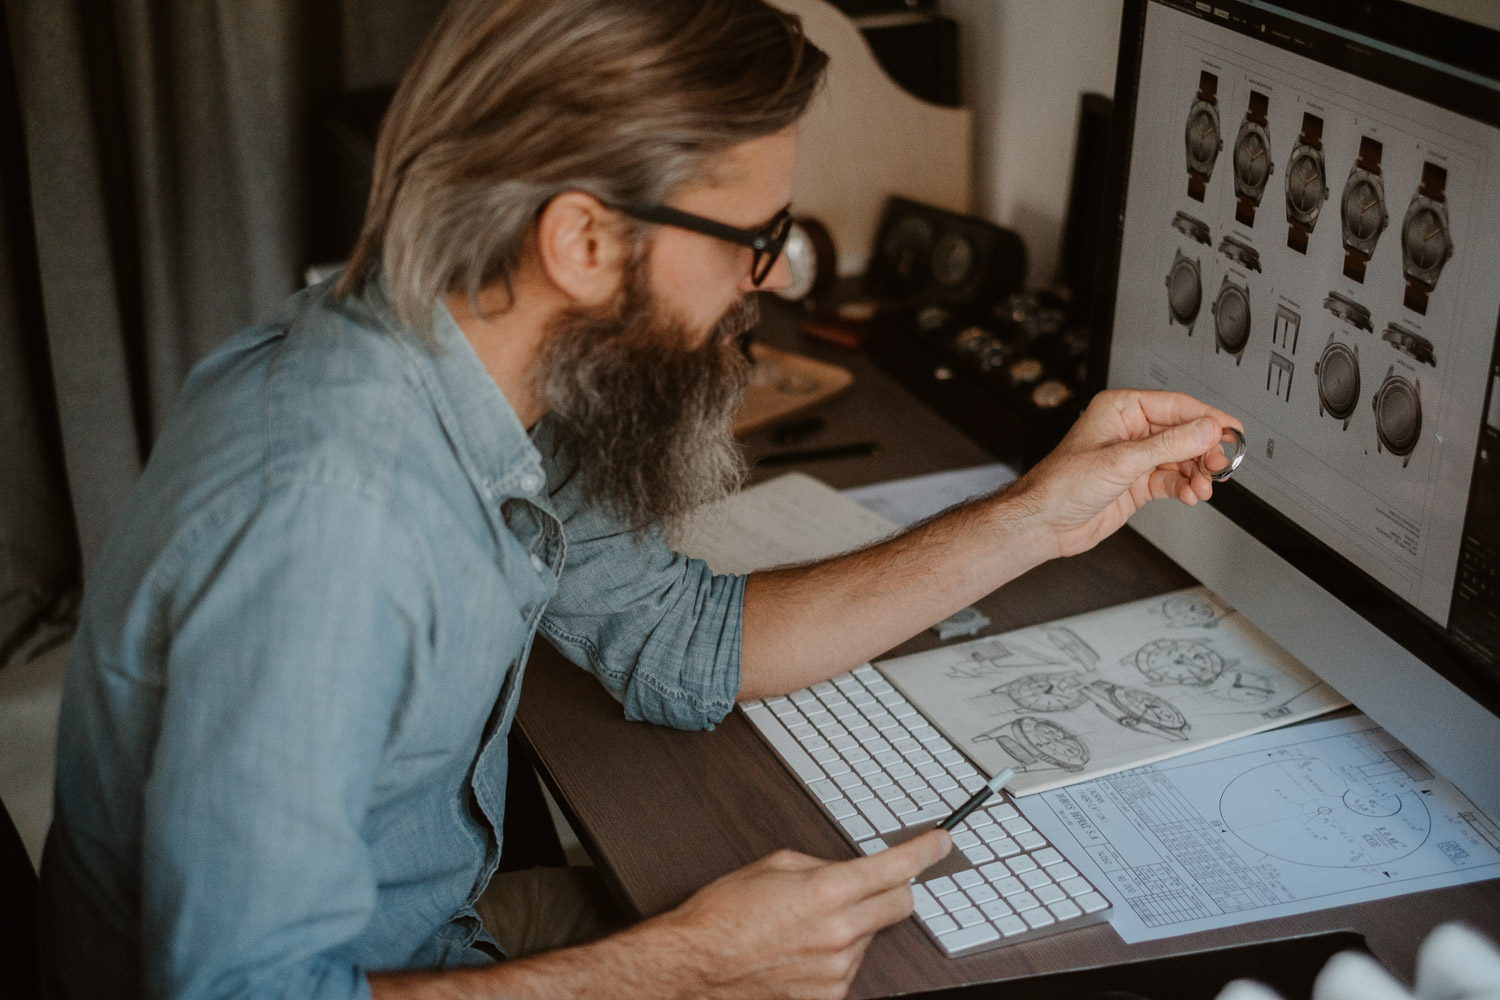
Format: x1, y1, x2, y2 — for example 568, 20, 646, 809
740, 663, 1111, 957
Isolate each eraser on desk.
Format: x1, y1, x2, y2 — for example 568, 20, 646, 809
933, 607, 989, 641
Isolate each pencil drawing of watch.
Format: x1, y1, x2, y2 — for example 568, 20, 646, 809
1171, 210, 1211, 245
1316, 333, 1360, 430
1400, 162, 1454, 315
1285, 112, 1327, 254
1166, 249, 1203, 336
1079, 680, 1191, 742
1185, 70, 1222, 203
1233, 90, 1273, 226
1341, 136, 1389, 282
1219, 233, 1262, 272
1212, 275, 1251, 364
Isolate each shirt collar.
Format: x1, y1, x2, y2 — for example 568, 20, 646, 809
368, 276, 548, 504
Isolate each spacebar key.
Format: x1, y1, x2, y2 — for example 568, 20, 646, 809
743, 704, 825, 783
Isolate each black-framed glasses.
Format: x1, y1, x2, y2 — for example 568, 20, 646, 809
611, 202, 793, 286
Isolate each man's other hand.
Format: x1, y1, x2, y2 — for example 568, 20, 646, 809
641, 827, 952, 1000
1016, 388, 1244, 559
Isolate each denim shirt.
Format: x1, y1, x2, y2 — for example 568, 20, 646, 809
40, 278, 746, 1000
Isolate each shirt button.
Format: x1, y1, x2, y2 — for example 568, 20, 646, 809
518, 472, 543, 495
530, 553, 547, 573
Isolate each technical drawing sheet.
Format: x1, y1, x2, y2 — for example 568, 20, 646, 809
877, 587, 1347, 795
1015, 714, 1500, 943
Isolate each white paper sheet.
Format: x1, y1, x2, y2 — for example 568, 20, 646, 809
1016, 714, 1500, 943
840, 462, 1017, 528
671, 472, 899, 575
876, 587, 1348, 795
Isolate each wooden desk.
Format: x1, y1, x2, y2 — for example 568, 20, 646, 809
514, 309, 1500, 997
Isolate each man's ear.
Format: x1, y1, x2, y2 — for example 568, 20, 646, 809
535, 192, 629, 307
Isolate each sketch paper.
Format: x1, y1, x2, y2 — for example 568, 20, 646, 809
1016, 714, 1500, 943
671, 472, 898, 575
876, 587, 1347, 795
841, 463, 1016, 528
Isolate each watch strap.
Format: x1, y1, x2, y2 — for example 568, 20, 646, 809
1236, 195, 1258, 227
1300, 112, 1323, 149
1357, 136, 1383, 173
1288, 220, 1310, 254
1344, 248, 1368, 282
1188, 171, 1207, 202
1199, 70, 1218, 104
1404, 276, 1432, 314
1420, 162, 1447, 201
1247, 90, 1269, 125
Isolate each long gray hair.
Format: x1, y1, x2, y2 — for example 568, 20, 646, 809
337, 0, 828, 333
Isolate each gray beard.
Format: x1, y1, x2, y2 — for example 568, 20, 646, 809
534, 261, 755, 533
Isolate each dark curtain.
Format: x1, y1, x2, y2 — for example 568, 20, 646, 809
0, 0, 346, 667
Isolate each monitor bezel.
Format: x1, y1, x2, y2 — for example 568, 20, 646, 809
1088, 0, 1500, 720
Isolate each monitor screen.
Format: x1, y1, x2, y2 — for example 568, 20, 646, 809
1095, 0, 1500, 807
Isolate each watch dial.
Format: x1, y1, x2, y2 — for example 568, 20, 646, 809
1006, 674, 1087, 712
881, 215, 936, 288
931, 232, 977, 288
1134, 638, 1225, 685
1235, 130, 1270, 187
1215, 285, 1250, 354
1188, 110, 1219, 168
1344, 178, 1384, 240
1404, 207, 1447, 270
1317, 341, 1360, 420
1168, 259, 1202, 324
1288, 153, 1324, 212
1114, 686, 1188, 730
1374, 375, 1421, 456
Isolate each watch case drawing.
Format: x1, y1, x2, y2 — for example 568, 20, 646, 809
977, 716, 1091, 773
1323, 291, 1373, 334
1127, 638, 1234, 687
1213, 275, 1252, 363
1285, 112, 1328, 254
1166, 249, 1203, 336
1400, 162, 1455, 316
1267, 351, 1294, 402
1218, 233, 1262, 272
1372, 367, 1422, 467
1151, 593, 1224, 629
1171, 210, 1212, 245
1340, 136, 1389, 283
1233, 90, 1274, 226
992, 673, 1190, 743
1382, 323, 1436, 367
1315, 333, 1361, 430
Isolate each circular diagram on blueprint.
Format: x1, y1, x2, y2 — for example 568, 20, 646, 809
1219, 758, 1430, 868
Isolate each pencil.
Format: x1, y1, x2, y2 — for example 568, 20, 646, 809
936, 767, 1016, 832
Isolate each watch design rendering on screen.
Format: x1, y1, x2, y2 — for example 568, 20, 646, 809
1316, 334, 1360, 430
1382, 322, 1437, 367
1400, 162, 1455, 315
1372, 366, 1422, 467
1233, 90, 1273, 226
1213, 275, 1252, 364
1166, 249, 1203, 336
1341, 136, 1389, 282
1185, 71, 1223, 203
1171, 210, 1212, 245
1218, 233, 1262, 272
1285, 112, 1327, 253
1324, 291, 1373, 333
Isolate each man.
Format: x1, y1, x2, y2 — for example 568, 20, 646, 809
41, 1, 1240, 997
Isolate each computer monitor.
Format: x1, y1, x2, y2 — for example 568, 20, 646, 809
1094, 0, 1500, 818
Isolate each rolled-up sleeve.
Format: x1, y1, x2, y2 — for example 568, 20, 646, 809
535, 437, 743, 730
141, 479, 426, 1000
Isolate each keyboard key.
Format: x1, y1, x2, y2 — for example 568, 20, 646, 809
907, 748, 935, 766
910, 803, 949, 823
824, 759, 851, 777
833, 674, 862, 693
809, 747, 839, 765
912, 885, 943, 919
1009, 891, 1040, 912
842, 746, 872, 764
1016, 831, 1047, 851
1077, 892, 1110, 913
834, 772, 864, 791
941, 787, 969, 807
937, 923, 1000, 953
742, 705, 823, 782
864, 736, 893, 754
852, 758, 881, 776
890, 797, 918, 816
848, 692, 878, 708
950, 830, 982, 850
789, 690, 817, 705
1020, 869, 1053, 890
934, 749, 964, 766
989, 838, 1021, 858
965, 884, 999, 905
866, 679, 894, 695
848, 785, 875, 803
1034, 884, 1066, 905
991, 876, 1026, 897
892, 702, 919, 719
1007, 855, 1038, 874
868, 771, 894, 789
923, 913, 958, 937
803, 709, 832, 726
1002, 817, 1033, 836
931, 774, 958, 792
802, 735, 830, 752
831, 703, 859, 720
787, 722, 816, 740
908, 723, 939, 740
978, 898, 1011, 920
816, 719, 847, 737
925, 875, 958, 897
1049, 899, 1083, 921
1050, 862, 1079, 881
911, 787, 940, 806
897, 774, 927, 793
826, 798, 857, 820
952, 870, 984, 890
1023, 907, 1056, 930
986, 803, 1019, 822
829, 735, 857, 752
839, 815, 874, 841
995, 914, 1029, 937
892, 737, 921, 754
812, 682, 838, 696
873, 749, 903, 767
1032, 848, 1064, 867
767, 696, 795, 713
846, 725, 877, 744
958, 772, 986, 793
964, 809, 993, 827
887, 761, 916, 780
916, 761, 947, 779
859, 799, 899, 833
1058, 876, 1090, 898
859, 838, 887, 855
960, 844, 995, 864
853, 664, 879, 679
976, 824, 1007, 844
951, 906, 985, 928
941, 892, 968, 914
978, 861, 1011, 882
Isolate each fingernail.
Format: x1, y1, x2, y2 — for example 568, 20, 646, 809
1196, 418, 1216, 446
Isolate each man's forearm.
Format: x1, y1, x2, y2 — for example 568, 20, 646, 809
738, 482, 1057, 700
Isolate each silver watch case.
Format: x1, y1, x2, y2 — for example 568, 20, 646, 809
1284, 143, 1328, 226
1340, 166, 1389, 257
1233, 119, 1274, 204
1323, 291, 1374, 334
1166, 249, 1203, 335
1185, 99, 1223, 180
1400, 193, 1455, 287
1212, 276, 1252, 364
1218, 234, 1263, 273
1171, 210, 1212, 246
